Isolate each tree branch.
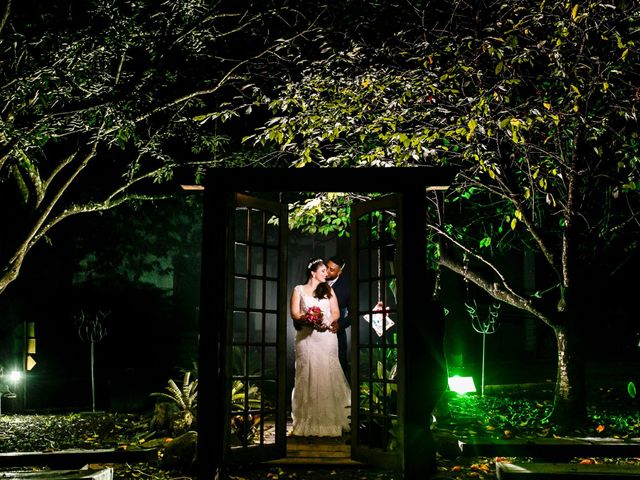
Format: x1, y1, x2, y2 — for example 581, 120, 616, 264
131, 22, 319, 126
0, 0, 10, 36
428, 221, 523, 300
438, 247, 554, 327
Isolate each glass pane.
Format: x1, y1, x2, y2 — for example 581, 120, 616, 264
358, 248, 370, 279
230, 412, 261, 447
265, 313, 277, 344
358, 281, 370, 314
262, 412, 276, 445
384, 348, 398, 380
359, 348, 370, 379
250, 279, 263, 309
266, 248, 278, 277
266, 218, 279, 246
251, 209, 265, 243
248, 379, 262, 401
248, 346, 262, 377
264, 346, 276, 379
234, 277, 247, 308
372, 355, 382, 380
370, 212, 382, 242
235, 243, 248, 275
262, 378, 277, 410
371, 382, 383, 414
232, 347, 245, 376
368, 247, 379, 279
265, 281, 277, 310
250, 246, 264, 276
384, 248, 396, 276
232, 311, 247, 343
358, 214, 370, 248
235, 208, 248, 242
249, 312, 262, 343
385, 280, 398, 310
384, 315, 398, 345
359, 381, 371, 414
387, 385, 398, 416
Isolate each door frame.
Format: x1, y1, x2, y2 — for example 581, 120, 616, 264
197, 167, 454, 480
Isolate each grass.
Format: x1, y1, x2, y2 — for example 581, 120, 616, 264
445, 386, 640, 440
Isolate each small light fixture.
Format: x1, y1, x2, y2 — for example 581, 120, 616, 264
448, 375, 476, 395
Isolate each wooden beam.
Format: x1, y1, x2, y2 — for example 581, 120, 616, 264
205, 167, 456, 192
0, 449, 156, 469
461, 437, 640, 459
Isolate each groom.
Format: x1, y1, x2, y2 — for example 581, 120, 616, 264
326, 256, 351, 383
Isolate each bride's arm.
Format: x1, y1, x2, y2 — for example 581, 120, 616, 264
290, 287, 305, 327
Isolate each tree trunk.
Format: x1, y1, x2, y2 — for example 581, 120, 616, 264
550, 321, 586, 427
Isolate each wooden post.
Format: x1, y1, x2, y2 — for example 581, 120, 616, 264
197, 189, 230, 480
401, 187, 444, 479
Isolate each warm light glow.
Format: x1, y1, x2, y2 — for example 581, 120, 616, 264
26, 356, 37, 371
448, 375, 476, 395
8, 371, 22, 383
180, 184, 205, 191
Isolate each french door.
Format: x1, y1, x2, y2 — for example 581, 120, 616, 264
223, 193, 288, 464
350, 194, 405, 470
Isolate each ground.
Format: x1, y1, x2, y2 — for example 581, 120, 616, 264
2, 381, 640, 480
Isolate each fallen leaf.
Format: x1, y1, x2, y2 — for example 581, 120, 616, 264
596, 425, 605, 433
580, 458, 594, 464
471, 463, 491, 472
451, 465, 463, 472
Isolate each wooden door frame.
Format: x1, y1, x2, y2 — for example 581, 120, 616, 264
197, 167, 454, 480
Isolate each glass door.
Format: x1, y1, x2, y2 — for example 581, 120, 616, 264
350, 194, 403, 470
224, 193, 288, 464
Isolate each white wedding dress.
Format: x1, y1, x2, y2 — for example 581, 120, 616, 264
291, 285, 351, 437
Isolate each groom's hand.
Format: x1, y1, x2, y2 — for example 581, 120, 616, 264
329, 320, 339, 333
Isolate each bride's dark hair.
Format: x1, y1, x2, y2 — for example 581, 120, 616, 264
306, 258, 332, 299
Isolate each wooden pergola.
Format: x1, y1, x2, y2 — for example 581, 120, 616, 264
196, 167, 455, 479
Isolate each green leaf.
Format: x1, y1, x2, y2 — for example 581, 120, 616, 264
571, 4, 579, 20
628, 382, 637, 399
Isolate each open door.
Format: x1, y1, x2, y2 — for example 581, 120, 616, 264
350, 194, 403, 470
223, 193, 288, 464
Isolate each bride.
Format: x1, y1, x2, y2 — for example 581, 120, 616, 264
289, 258, 351, 437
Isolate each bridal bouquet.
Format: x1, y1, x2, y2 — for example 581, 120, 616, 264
303, 306, 324, 330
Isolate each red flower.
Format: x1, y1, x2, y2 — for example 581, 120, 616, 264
304, 306, 324, 329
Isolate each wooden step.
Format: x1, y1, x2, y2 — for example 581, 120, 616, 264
0, 467, 113, 479
264, 441, 362, 466
497, 461, 640, 479
460, 437, 640, 459
0, 449, 157, 469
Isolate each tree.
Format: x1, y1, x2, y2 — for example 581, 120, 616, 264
248, 0, 640, 425
0, 0, 319, 295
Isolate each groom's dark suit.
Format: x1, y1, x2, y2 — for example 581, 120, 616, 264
331, 275, 351, 382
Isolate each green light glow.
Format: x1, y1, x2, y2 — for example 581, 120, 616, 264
448, 375, 476, 395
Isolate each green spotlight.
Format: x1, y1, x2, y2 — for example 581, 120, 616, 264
448, 375, 476, 395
